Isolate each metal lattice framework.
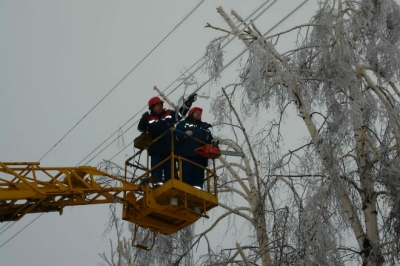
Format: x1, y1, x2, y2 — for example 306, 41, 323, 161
0, 162, 139, 221
0, 159, 218, 242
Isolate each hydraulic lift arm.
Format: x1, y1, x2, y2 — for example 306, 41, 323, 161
0, 161, 139, 222
0, 158, 218, 250
0, 128, 221, 250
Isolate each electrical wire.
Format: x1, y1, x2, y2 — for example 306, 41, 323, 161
187, 0, 310, 97
79, 0, 277, 166
161, 0, 279, 100
1, 0, 309, 249
37, 0, 205, 163
94, 0, 310, 164
0, 1, 206, 248
0, 214, 44, 248
0, 221, 15, 235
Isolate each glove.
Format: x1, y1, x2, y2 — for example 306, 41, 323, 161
185, 130, 193, 137
186, 93, 197, 105
211, 139, 219, 146
142, 112, 150, 121
175, 129, 188, 142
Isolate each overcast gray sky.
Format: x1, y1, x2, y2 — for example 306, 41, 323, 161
0, 1, 351, 265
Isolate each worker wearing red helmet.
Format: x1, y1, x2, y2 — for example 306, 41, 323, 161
175, 106, 217, 189
138, 93, 197, 184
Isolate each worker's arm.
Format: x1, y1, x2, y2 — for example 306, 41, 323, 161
138, 112, 150, 132
176, 93, 197, 120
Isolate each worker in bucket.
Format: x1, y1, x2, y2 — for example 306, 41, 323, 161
175, 107, 218, 189
138, 93, 197, 185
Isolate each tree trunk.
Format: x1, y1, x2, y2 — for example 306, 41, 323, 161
253, 199, 272, 266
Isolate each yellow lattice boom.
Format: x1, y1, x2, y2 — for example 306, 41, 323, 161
0, 157, 218, 242
0, 129, 219, 249
0, 162, 139, 221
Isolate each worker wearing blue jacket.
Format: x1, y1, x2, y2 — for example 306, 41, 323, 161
175, 107, 217, 189
138, 94, 196, 184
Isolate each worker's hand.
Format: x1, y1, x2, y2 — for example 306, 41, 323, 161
211, 139, 219, 146
186, 93, 197, 105
142, 112, 150, 121
185, 130, 193, 137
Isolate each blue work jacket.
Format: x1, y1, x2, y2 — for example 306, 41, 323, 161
138, 107, 188, 155
175, 117, 213, 157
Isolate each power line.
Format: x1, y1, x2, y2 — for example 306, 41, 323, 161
0, 214, 44, 248
162, 0, 280, 100
80, 0, 277, 166
0, 222, 15, 235
1, 0, 309, 250
79, 0, 309, 167
38, 0, 205, 162
96, 0, 309, 165
0, 1, 206, 248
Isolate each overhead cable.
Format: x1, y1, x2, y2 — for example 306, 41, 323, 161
0, 1, 206, 247
163, 0, 278, 102
0, 214, 44, 248
102, 0, 310, 164
80, 0, 277, 165
2, 0, 310, 248
185, 0, 310, 98
38, 0, 205, 162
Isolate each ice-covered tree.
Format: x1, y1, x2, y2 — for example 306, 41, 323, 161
100, 1, 400, 265
200, 0, 400, 265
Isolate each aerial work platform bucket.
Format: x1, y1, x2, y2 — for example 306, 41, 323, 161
124, 128, 219, 237
122, 177, 218, 235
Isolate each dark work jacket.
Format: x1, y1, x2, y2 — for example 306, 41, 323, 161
138, 105, 189, 155
175, 116, 213, 158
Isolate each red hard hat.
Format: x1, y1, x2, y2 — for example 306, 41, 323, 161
188, 107, 203, 117
148, 96, 164, 110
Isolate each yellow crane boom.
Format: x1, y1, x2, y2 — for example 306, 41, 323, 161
0, 155, 218, 249
0, 129, 219, 250
0, 162, 139, 221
